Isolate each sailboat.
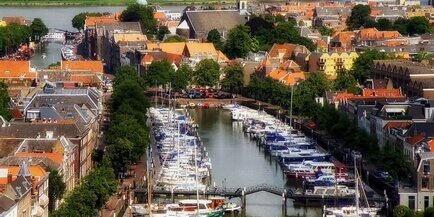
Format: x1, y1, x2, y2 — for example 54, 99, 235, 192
323, 158, 380, 217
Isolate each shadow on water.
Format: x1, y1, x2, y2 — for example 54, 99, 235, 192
189, 109, 322, 217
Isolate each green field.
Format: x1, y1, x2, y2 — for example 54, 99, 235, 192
0, 0, 241, 6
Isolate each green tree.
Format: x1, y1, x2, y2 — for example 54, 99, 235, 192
376, 18, 393, 31
113, 65, 145, 88
108, 138, 134, 174
393, 205, 414, 217
347, 4, 371, 30
53, 186, 97, 217
111, 79, 149, 113
121, 3, 157, 34
30, 18, 48, 41
245, 16, 274, 35
221, 62, 244, 93
194, 59, 220, 87
0, 83, 11, 120
146, 59, 174, 86
81, 165, 117, 209
352, 49, 388, 83
271, 21, 316, 51
48, 169, 66, 212
170, 64, 192, 91
157, 26, 170, 41
207, 29, 223, 50
318, 25, 333, 36
164, 35, 187, 42
393, 18, 410, 35
334, 70, 360, 94
71, 12, 103, 30
293, 72, 331, 116
224, 25, 253, 59
424, 207, 434, 217
414, 51, 432, 62
408, 16, 433, 35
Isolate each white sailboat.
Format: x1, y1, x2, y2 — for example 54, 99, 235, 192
323, 158, 380, 217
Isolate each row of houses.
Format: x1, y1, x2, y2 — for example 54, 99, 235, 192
0, 60, 105, 217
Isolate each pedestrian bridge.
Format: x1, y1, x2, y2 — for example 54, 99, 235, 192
134, 183, 385, 204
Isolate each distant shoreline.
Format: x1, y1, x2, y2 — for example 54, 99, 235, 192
0, 1, 239, 7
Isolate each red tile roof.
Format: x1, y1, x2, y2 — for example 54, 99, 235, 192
407, 134, 425, 146
383, 121, 411, 130
61, 60, 103, 73
268, 43, 308, 60
358, 28, 402, 41
0, 60, 34, 79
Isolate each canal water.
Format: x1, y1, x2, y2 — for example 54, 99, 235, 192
190, 109, 322, 217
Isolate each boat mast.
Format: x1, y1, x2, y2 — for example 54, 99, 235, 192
355, 157, 359, 217
194, 139, 200, 215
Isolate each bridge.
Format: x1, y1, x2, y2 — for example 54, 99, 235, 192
134, 183, 385, 206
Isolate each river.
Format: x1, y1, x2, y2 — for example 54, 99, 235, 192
190, 109, 321, 217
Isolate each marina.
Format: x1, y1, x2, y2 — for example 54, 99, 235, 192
134, 104, 385, 216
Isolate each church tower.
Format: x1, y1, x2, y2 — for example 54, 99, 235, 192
237, 0, 247, 15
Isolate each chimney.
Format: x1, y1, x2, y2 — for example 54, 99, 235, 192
7, 173, 12, 183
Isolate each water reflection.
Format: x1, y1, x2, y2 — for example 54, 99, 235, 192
189, 109, 322, 217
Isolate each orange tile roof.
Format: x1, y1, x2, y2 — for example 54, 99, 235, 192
362, 89, 402, 97
113, 33, 147, 43
282, 72, 307, 86
358, 28, 402, 41
268, 43, 308, 59
407, 134, 425, 146
85, 13, 120, 27
61, 60, 103, 73
154, 12, 167, 20
428, 139, 434, 152
269, 69, 288, 80
332, 31, 355, 45
383, 121, 411, 130
15, 152, 63, 166
370, 9, 382, 16
70, 74, 96, 85
0, 60, 34, 79
216, 50, 229, 62
146, 42, 186, 55
0, 165, 47, 179
184, 43, 217, 57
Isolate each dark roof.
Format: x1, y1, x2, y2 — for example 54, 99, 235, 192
7, 175, 32, 200
0, 122, 82, 139
405, 122, 434, 138
0, 139, 23, 158
0, 195, 15, 213
407, 104, 426, 120
185, 10, 246, 35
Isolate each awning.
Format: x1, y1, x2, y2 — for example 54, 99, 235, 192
385, 108, 405, 113
39, 194, 49, 207
31, 206, 44, 217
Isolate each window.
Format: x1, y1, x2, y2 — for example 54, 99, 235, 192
425, 196, 429, 209
409, 196, 415, 210
422, 177, 429, 189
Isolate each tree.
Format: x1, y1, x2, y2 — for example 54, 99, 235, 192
146, 59, 175, 86
81, 165, 117, 209
48, 169, 66, 212
393, 205, 414, 217
393, 18, 410, 35
347, 4, 371, 30
157, 26, 170, 41
376, 18, 393, 31
245, 16, 273, 35
121, 3, 157, 34
424, 207, 434, 217
318, 26, 333, 36
0, 83, 11, 120
170, 64, 193, 91
334, 70, 360, 94
194, 59, 220, 87
111, 79, 149, 114
207, 29, 223, 50
71, 12, 103, 30
352, 49, 388, 83
113, 65, 146, 89
293, 72, 331, 116
221, 62, 244, 93
270, 21, 316, 51
224, 25, 253, 59
108, 138, 134, 174
408, 16, 433, 35
414, 51, 432, 62
30, 18, 48, 41
164, 35, 187, 42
